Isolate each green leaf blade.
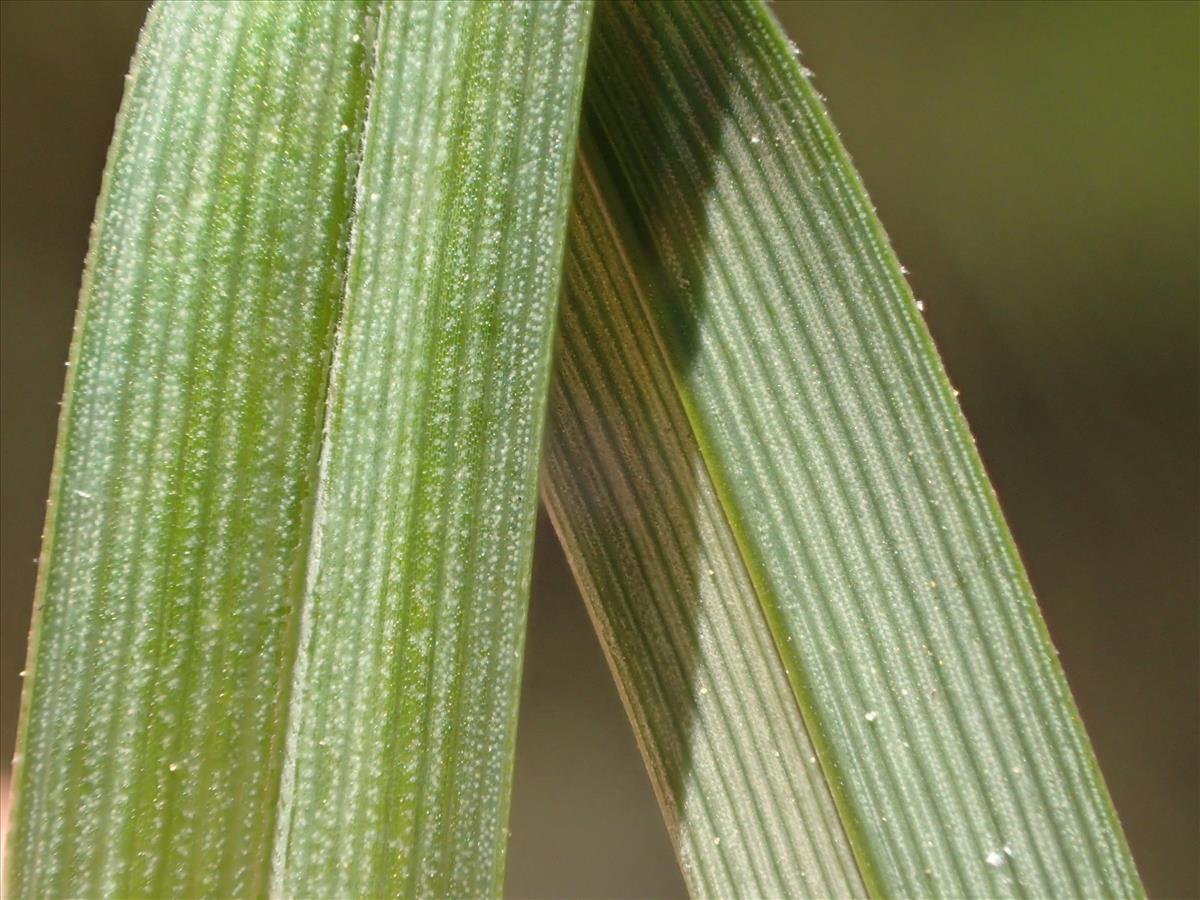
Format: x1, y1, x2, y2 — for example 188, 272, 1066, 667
270, 2, 593, 897
544, 150, 867, 897
547, 1, 1142, 896
7, 2, 373, 897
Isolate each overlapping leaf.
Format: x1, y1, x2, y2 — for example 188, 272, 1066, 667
544, 2, 1142, 897
7, 1, 1139, 898
7, 1, 591, 896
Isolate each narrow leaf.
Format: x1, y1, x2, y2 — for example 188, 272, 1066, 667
7, 3, 372, 896
546, 1, 1142, 896
270, 2, 593, 897
544, 154, 866, 897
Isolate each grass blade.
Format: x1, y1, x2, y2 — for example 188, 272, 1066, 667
544, 153, 867, 897
6, 3, 372, 896
9, 2, 593, 896
546, 1, 1142, 895
269, 3, 593, 896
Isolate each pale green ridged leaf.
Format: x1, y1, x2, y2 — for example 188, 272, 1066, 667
270, 2, 593, 897
6, 3, 372, 896
544, 153, 866, 897
7, 1, 593, 898
545, 1, 1142, 896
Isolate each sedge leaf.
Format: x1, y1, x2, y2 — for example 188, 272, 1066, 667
545, 1, 1142, 896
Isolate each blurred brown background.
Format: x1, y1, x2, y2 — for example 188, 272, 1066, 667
2, 1, 1196, 897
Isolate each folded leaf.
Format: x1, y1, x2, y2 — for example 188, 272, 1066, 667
545, 1, 1142, 896
8, 2, 593, 898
